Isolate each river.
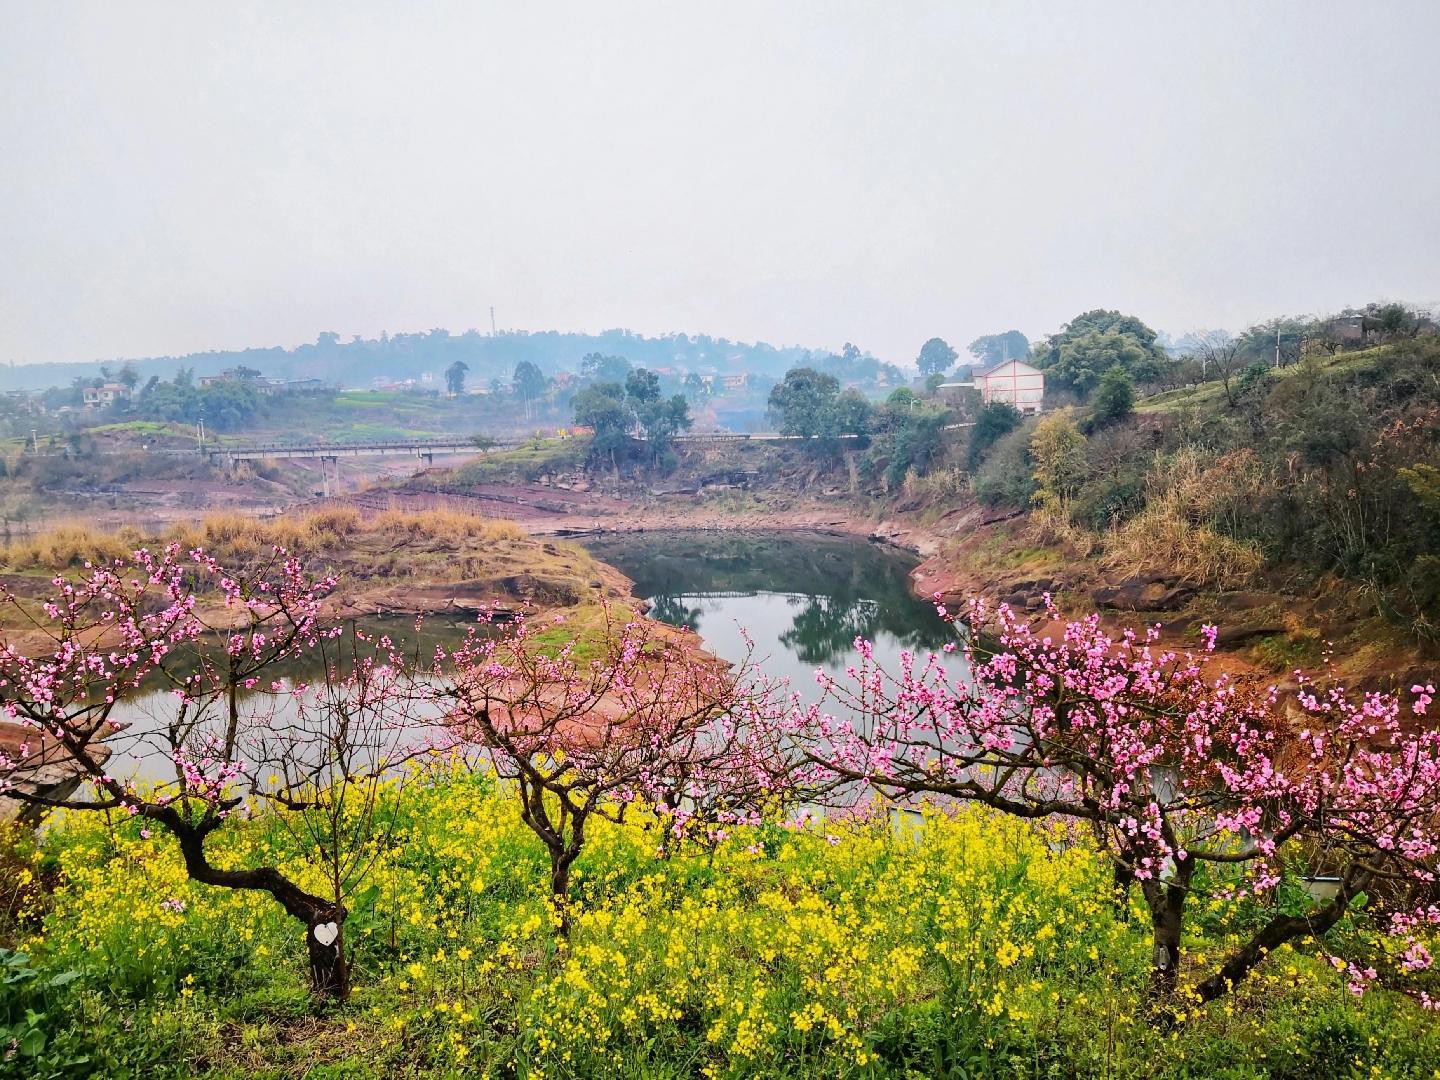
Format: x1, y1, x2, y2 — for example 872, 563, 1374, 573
91, 531, 963, 783
578, 530, 965, 690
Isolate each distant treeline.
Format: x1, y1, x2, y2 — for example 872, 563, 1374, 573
0, 329, 846, 393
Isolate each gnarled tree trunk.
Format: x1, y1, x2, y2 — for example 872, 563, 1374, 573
163, 809, 353, 999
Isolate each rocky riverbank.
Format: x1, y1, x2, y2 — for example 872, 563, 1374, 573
341, 480, 1435, 693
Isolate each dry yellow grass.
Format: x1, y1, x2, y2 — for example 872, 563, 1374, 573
371, 506, 524, 543
1, 509, 530, 572
1101, 510, 1264, 589
1099, 448, 1267, 589
2, 523, 141, 569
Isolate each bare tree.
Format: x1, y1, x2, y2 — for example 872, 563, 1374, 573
1191, 330, 1245, 406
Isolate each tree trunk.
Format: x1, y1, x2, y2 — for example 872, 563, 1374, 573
165, 812, 352, 999
1140, 857, 1193, 1001
1193, 868, 1370, 1003
306, 907, 351, 1001
550, 847, 578, 937
1111, 858, 1136, 918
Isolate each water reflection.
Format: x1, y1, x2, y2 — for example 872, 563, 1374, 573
98, 616, 475, 783
580, 531, 961, 680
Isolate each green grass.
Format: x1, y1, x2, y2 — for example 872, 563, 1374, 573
449, 437, 588, 484
10, 775, 1440, 1078
1136, 343, 1406, 415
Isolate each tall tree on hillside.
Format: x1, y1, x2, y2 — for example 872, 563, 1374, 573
1034, 310, 1170, 396
768, 367, 840, 438
624, 367, 661, 405
634, 393, 692, 467
445, 360, 469, 396
967, 330, 1030, 368
916, 337, 959, 378
512, 360, 548, 419
573, 381, 632, 470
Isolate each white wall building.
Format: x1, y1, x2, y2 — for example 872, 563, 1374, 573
976, 359, 1044, 414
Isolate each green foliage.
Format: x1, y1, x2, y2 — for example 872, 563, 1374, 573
579, 352, 632, 384
915, 337, 958, 377
511, 360, 547, 403
634, 392, 692, 466
830, 389, 872, 436
967, 401, 1022, 470
966, 330, 1030, 368
444, 360, 468, 395
624, 368, 660, 404
865, 402, 947, 489
1034, 309, 1170, 397
571, 380, 632, 468
886, 387, 919, 409
882, 410, 945, 488
1090, 365, 1136, 428
768, 367, 840, 437
972, 421, 1037, 508
571, 368, 691, 471
1029, 409, 1088, 510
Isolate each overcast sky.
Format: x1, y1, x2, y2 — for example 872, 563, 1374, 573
3, 1, 1438, 367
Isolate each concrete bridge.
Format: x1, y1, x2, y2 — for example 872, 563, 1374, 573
209, 436, 515, 464
208, 437, 521, 497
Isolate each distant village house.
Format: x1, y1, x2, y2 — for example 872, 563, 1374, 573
938, 359, 1045, 414
976, 359, 1044, 414
82, 382, 131, 409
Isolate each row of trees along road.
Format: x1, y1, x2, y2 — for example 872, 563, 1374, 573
4, 546, 1439, 1010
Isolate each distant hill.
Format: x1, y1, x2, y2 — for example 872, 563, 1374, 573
0, 329, 839, 393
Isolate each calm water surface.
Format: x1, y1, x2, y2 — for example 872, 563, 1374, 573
99, 533, 963, 780
579, 530, 967, 692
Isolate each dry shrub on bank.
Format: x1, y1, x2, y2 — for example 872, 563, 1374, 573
1025, 506, 1097, 555
901, 466, 968, 502
372, 507, 525, 544
1103, 512, 1264, 589
1101, 448, 1267, 589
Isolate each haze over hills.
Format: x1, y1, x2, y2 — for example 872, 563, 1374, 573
0, 327, 876, 392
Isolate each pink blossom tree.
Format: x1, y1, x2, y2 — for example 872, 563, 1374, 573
0, 546, 428, 999
441, 608, 781, 933
785, 596, 1440, 1003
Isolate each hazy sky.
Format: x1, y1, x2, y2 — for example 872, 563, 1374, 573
3, 1, 1438, 367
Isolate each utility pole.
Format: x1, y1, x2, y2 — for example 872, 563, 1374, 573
490, 307, 497, 336
1275, 325, 1281, 369
197, 417, 205, 452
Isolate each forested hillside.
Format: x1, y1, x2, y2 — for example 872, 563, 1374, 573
967, 336, 1440, 645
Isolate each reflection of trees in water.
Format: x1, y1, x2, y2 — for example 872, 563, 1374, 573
779, 589, 952, 665
780, 595, 880, 664
648, 594, 702, 632
587, 533, 921, 601
587, 532, 953, 665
